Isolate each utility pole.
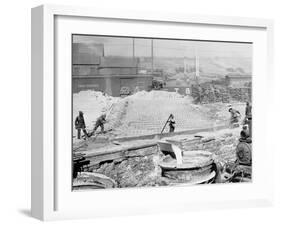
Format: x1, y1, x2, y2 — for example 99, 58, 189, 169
151, 39, 154, 74
132, 38, 135, 58
184, 57, 188, 74
195, 46, 201, 103
102, 43, 105, 57
195, 48, 200, 78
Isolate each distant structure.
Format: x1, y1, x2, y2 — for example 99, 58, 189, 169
184, 57, 188, 74
195, 53, 200, 78
72, 43, 153, 96
163, 79, 191, 95
225, 74, 252, 88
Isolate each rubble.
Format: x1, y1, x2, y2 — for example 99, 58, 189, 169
73, 90, 229, 139
229, 87, 251, 102
92, 147, 164, 187
113, 93, 214, 137
73, 172, 117, 190
191, 83, 251, 104
73, 90, 120, 133
86, 128, 241, 188
73, 90, 248, 142
73, 89, 250, 188
128, 90, 184, 100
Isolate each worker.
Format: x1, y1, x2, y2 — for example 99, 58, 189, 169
92, 113, 107, 134
240, 125, 250, 141
229, 107, 241, 124
168, 114, 176, 132
243, 101, 252, 124
245, 102, 252, 117
75, 111, 88, 139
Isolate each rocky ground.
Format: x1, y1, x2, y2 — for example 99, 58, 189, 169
92, 149, 169, 188
72, 91, 120, 139
165, 128, 241, 164
73, 90, 248, 189
84, 128, 242, 188
73, 90, 247, 142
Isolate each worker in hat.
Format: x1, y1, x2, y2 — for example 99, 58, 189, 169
245, 102, 252, 117
168, 114, 176, 133
243, 101, 252, 125
92, 113, 107, 134
229, 107, 241, 125
240, 125, 251, 142
75, 111, 88, 139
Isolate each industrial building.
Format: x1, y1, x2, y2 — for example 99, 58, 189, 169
72, 43, 153, 96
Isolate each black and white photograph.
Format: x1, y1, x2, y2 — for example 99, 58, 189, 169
72, 34, 252, 190
1, 0, 280, 223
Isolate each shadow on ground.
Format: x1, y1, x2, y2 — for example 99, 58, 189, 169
18, 209, 31, 218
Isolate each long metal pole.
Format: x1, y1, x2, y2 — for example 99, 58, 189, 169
160, 115, 171, 134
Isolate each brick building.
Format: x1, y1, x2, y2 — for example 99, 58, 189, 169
72, 43, 153, 96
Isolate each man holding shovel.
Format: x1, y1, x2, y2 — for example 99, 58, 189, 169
89, 113, 107, 137
161, 114, 176, 134
168, 114, 176, 132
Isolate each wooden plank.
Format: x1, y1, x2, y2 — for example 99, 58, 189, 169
85, 141, 158, 166
84, 140, 157, 157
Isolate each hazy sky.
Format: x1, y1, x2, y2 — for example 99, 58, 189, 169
73, 35, 252, 58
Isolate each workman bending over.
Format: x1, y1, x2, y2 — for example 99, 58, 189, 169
229, 107, 241, 124
75, 111, 88, 139
93, 113, 107, 134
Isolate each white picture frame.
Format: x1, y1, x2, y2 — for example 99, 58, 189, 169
31, 4, 274, 221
